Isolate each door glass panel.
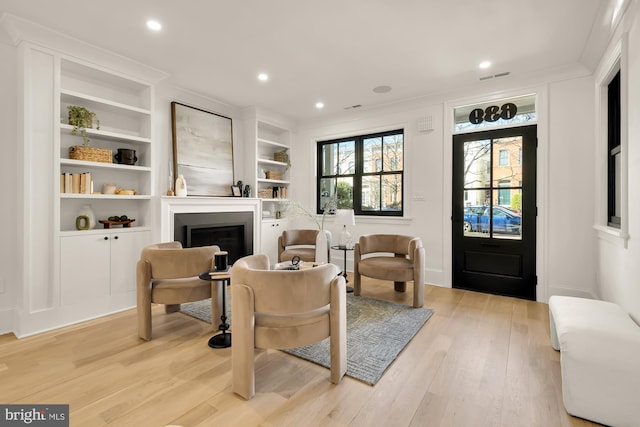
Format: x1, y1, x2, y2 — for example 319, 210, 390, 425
464, 139, 491, 188
491, 190, 522, 240
492, 136, 523, 185
463, 190, 490, 238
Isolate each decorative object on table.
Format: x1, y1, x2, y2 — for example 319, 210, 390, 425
171, 102, 234, 197
67, 105, 100, 145
231, 185, 242, 196
114, 148, 137, 165
174, 174, 187, 196
214, 250, 228, 272
180, 291, 433, 386
76, 204, 96, 230
243, 185, 251, 198
335, 209, 355, 249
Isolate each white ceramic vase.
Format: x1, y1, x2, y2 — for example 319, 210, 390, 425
315, 229, 331, 264
78, 204, 96, 229
175, 174, 188, 196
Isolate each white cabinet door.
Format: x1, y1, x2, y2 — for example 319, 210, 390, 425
110, 230, 150, 294
261, 219, 287, 265
60, 234, 110, 306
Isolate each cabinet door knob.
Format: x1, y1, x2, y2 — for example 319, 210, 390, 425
114, 236, 119, 240
104, 236, 109, 240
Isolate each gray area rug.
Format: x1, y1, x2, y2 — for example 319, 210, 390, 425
180, 294, 433, 385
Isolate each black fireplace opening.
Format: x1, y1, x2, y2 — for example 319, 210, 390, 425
174, 211, 253, 264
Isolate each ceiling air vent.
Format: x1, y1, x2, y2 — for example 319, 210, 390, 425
344, 104, 362, 110
479, 71, 511, 81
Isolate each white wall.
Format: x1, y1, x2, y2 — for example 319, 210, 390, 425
0, 40, 17, 333
596, 2, 640, 322
292, 74, 598, 302
546, 75, 597, 298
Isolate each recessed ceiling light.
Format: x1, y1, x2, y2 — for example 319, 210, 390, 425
146, 20, 162, 31
372, 85, 392, 94
257, 73, 269, 81
479, 61, 492, 69
315, 102, 324, 109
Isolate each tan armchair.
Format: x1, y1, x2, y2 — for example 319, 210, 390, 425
231, 254, 346, 400
353, 234, 425, 308
137, 242, 221, 340
278, 229, 331, 263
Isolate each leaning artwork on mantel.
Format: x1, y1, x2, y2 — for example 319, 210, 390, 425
171, 102, 234, 196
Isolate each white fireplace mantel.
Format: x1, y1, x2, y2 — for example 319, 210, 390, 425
160, 196, 261, 253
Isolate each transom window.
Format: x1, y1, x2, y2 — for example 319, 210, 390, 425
317, 129, 404, 216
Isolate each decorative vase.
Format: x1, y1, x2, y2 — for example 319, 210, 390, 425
78, 204, 96, 230
315, 229, 331, 264
175, 174, 187, 196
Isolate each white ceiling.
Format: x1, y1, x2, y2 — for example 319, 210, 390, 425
0, 0, 619, 121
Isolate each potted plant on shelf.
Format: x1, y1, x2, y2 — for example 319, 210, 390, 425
68, 105, 100, 145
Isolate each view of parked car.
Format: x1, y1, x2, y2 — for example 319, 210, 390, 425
463, 205, 521, 234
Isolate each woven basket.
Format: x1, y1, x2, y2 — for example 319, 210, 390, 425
273, 150, 289, 164
258, 188, 273, 199
266, 170, 282, 180
69, 146, 112, 163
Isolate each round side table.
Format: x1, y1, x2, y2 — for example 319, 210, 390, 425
199, 269, 231, 348
330, 245, 354, 293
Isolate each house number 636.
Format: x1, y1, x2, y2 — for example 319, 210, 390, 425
468, 102, 518, 124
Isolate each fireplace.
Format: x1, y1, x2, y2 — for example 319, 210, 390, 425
174, 211, 253, 264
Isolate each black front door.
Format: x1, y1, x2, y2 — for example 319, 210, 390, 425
452, 125, 537, 300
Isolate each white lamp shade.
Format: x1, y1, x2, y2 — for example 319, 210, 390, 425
335, 209, 355, 226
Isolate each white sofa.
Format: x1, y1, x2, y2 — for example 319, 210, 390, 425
548, 296, 640, 427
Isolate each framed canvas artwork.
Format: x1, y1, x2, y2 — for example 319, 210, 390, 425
171, 102, 234, 196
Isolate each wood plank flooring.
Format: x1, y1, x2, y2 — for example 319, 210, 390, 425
0, 278, 603, 427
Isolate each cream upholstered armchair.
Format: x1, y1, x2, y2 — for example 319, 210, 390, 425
277, 229, 332, 263
231, 253, 346, 400
277, 229, 319, 262
354, 234, 425, 308
137, 242, 222, 340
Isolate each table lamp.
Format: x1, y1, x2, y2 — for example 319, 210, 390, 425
335, 209, 355, 248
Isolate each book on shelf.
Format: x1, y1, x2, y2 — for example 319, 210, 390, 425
60, 172, 92, 194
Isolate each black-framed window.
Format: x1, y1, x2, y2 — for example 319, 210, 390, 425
317, 129, 404, 216
608, 70, 621, 228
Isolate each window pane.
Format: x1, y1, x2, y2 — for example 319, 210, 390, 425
320, 178, 336, 211
363, 137, 382, 173
464, 139, 491, 188
336, 177, 353, 209
361, 175, 380, 211
493, 136, 522, 185
383, 134, 403, 172
381, 174, 402, 211
338, 140, 355, 174
321, 144, 337, 176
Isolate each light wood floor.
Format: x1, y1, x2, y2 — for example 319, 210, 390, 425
0, 277, 602, 427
